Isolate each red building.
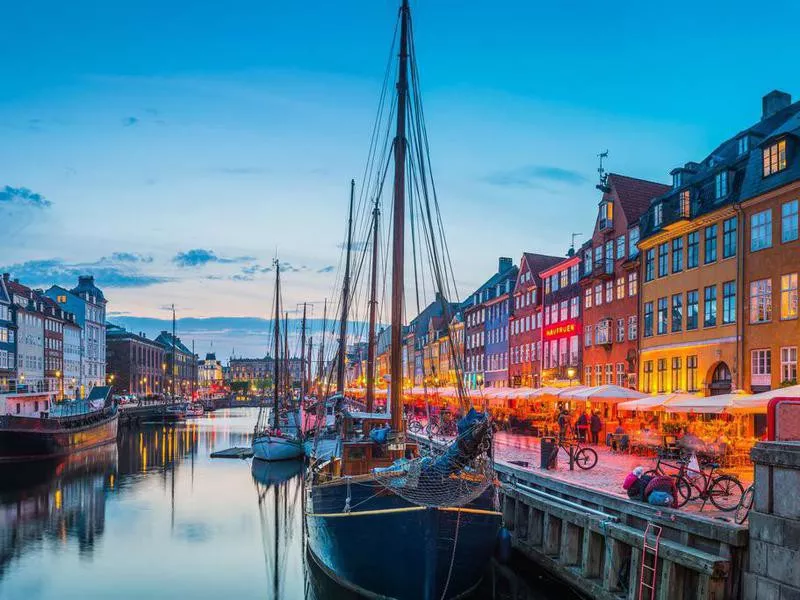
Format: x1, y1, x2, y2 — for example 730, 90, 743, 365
540, 255, 583, 385
509, 252, 562, 388
40, 295, 71, 399
580, 173, 670, 389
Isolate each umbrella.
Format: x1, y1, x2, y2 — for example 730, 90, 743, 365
617, 393, 693, 412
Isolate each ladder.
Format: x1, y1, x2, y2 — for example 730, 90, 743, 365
639, 522, 662, 600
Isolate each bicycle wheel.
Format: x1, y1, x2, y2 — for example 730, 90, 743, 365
709, 475, 744, 511
409, 420, 422, 433
643, 469, 659, 479
735, 485, 754, 524
427, 423, 439, 436
575, 447, 597, 470
673, 476, 692, 508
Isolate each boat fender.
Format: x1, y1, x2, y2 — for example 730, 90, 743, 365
496, 527, 512, 563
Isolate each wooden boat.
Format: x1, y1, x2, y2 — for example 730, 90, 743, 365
305, 3, 501, 597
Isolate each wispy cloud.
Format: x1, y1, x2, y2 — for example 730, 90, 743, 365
103, 252, 153, 264
317, 265, 335, 273
0, 185, 52, 208
172, 249, 255, 268
483, 165, 587, 188
122, 116, 139, 127
1, 258, 171, 289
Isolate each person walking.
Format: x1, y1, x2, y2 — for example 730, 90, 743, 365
557, 409, 571, 442
590, 411, 602, 445
576, 411, 588, 443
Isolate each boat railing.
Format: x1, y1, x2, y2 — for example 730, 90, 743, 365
0, 405, 117, 430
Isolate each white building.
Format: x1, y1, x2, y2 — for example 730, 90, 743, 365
63, 319, 82, 399
6, 280, 45, 393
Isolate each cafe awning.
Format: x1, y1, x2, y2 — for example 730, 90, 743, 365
560, 385, 646, 402
617, 393, 694, 412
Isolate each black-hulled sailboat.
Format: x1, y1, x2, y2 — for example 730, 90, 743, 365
305, 3, 501, 598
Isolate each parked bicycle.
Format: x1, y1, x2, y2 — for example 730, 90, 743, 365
735, 484, 754, 524
557, 437, 597, 470
672, 461, 744, 511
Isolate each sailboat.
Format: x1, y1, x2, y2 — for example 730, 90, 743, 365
305, 3, 501, 598
252, 260, 304, 462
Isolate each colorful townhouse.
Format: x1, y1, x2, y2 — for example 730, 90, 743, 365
539, 254, 583, 385
484, 263, 518, 388
581, 174, 669, 389
0, 274, 15, 393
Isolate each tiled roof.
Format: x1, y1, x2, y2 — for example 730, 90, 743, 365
155, 331, 193, 356
521, 253, 563, 283
607, 173, 670, 224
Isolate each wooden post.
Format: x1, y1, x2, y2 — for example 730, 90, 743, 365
560, 522, 581, 566
528, 507, 543, 546
627, 547, 642, 600
603, 537, 626, 592
542, 513, 561, 556
515, 499, 528, 538
581, 528, 603, 579
696, 574, 725, 600
657, 560, 684, 600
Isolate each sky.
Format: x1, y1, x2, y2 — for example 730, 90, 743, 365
3, 0, 800, 360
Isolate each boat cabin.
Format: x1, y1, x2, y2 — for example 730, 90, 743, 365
339, 410, 419, 476
2, 393, 51, 418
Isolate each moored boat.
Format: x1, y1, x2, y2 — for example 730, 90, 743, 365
185, 403, 204, 417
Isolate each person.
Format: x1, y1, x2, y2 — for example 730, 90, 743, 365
576, 411, 588, 443
557, 409, 571, 442
590, 411, 602, 445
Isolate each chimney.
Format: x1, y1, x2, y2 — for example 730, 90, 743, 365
498, 257, 512, 273
763, 90, 792, 120
79, 275, 94, 285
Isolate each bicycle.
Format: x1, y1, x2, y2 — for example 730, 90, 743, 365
557, 436, 598, 470
644, 449, 690, 479
735, 484, 754, 524
673, 462, 744, 511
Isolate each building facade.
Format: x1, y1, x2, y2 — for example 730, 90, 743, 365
155, 331, 197, 397
63, 319, 81, 399
107, 325, 167, 396
198, 352, 224, 390
6, 280, 45, 394
0, 275, 15, 392
509, 253, 562, 388
540, 255, 582, 385
484, 265, 518, 388
581, 174, 669, 389
41, 296, 67, 399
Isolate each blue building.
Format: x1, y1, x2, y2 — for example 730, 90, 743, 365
484, 263, 518, 388
0, 274, 15, 392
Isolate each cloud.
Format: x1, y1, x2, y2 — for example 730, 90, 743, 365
104, 252, 153, 264
122, 116, 139, 127
317, 265, 335, 273
172, 249, 255, 268
1, 258, 170, 289
0, 185, 52, 208
483, 165, 587, 188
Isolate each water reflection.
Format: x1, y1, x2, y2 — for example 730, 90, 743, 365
0, 409, 578, 599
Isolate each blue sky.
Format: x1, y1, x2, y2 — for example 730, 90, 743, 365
2, 0, 799, 359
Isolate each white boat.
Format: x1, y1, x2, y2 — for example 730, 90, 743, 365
186, 403, 204, 417
253, 432, 304, 461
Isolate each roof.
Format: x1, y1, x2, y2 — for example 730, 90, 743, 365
464, 261, 518, 309
0, 276, 9, 305
607, 173, 670, 224
155, 331, 193, 356
70, 275, 106, 304
521, 252, 563, 283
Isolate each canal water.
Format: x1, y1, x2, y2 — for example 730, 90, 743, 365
0, 408, 580, 600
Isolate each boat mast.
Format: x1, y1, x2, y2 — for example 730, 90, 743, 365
366, 199, 380, 412
283, 311, 289, 402
337, 179, 356, 395
272, 261, 281, 430
171, 304, 177, 401
299, 303, 307, 403
319, 298, 327, 395
390, 0, 409, 435
191, 339, 195, 402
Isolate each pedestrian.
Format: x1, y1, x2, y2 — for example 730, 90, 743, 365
557, 409, 570, 442
590, 411, 602, 445
575, 411, 588, 443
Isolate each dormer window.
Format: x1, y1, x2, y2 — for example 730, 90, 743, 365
715, 171, 729, 199
763, 139, 787, 177
679, 190, 691, 217
599, 200, 613, 231
672, 172, 682, 189
737, 135, 749, 156
654, 203, 663, 227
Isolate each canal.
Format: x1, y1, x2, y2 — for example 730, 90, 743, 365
0, 408, 581, 599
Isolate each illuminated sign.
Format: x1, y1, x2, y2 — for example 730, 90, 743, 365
543, 320, 578, 340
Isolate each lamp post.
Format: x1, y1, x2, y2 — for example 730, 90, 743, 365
567, 367, 576, 387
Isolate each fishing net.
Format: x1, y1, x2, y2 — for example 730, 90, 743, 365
369, 412, 495, 508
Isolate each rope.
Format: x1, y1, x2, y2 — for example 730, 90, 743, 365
440, 508, 461, 600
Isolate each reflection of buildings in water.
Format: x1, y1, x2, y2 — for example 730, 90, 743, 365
0, 443, 118, 575
117, 424, 201, 475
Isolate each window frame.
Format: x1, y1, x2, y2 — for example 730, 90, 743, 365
703, 285, 717, 328
751, 209, 773, 252
704, 224, 718, 264
782, 199, 799, 243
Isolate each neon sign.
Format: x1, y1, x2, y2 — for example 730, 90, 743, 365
543, 320, 578, 340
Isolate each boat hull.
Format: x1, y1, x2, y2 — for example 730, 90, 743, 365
0, 410, 119, 463
252, 434, 303, 461
306, 480, 500, 600
303, 437, 339, 460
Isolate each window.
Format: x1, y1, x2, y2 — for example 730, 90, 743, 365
781, 347, 797, 384
644, 302, 653, 337
654, 203, 663, 228
704, 285, 717, 327
673, 172, 682, 188
595, 284, 603, 306
680, 190, 691, 218
552, 274, 560, 293
560, 269, 569, 289
751, 209, 773, 251
595, 364, 602, 384
596, 319, 611, 344
616, 363, 625, 387
687, 231, 699, 268
704, 225, 718, 264
687, 290, 699, 330
584, 288, 592, 309
643, 361, 653, 393
671, 357, 682, 392
738, 135, 749, 156
751, 349, 772, 379
750, 279, 772, 323
616, 235, 625, 259
658, 243, 669, 277
723, 281, 736, 324
585, 366, 592, 386
715, 171, 729, 199
672, 237, 683, 273
781, 273, 798, 320
687, 355, 698, 392
762, 139, 787, 177
628, 315, 637, 341
616, 318, 625, 342
723, 217, 737, 258
657, 297, 668, 334
584, 325, 592, 347
570, 296, 579, 318
628, 271, 638, 296
605, 280, 613, 303
583, 249, 592, 275
605, 364, 614, 385
560, 300, 568, 321
629, 226, 640, 258
645, 249, 655, 282
615, 276, 625, 300
600, 201, 613, 230
657, 359, 667, 393
782, 200, 799, 243
671, 294, 683, 332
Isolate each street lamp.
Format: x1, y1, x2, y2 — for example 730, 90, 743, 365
56, 370, 63, 401
566, 367, 576, 386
